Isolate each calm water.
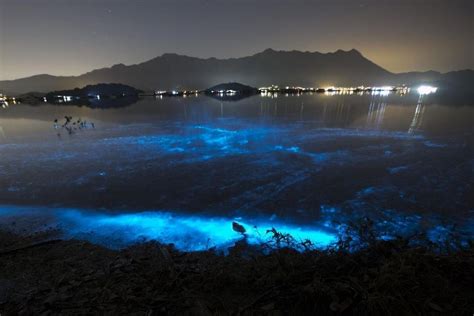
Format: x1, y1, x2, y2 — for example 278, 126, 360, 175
0, 93, 473, 250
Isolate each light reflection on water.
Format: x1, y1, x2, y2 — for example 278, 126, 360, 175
0, 93, 473, 251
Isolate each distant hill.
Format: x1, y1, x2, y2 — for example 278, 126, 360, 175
45, 83, 142, 99
33, 83, 142, 108
1, 49, 473, 95
204, 82, 259, 101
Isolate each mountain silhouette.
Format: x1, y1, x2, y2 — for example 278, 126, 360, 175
1, 49, 472, 95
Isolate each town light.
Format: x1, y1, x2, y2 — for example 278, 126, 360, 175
417, 85, 437, 95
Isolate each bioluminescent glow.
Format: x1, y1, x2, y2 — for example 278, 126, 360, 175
417, 85, 438, 95
0, 205, 337, 251
1, 203, 473, 251
97, 124, 394, 166
59, 210, 338, 251
0, 114, 471, 254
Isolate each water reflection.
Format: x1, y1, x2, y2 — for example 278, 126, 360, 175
0, 92, 472, 142
0, 93, 472, 251
366, 97, 387, 129
408, 95, 426, 134
0, 126, 5, 140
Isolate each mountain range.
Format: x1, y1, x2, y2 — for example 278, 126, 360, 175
1, 48, 472, 95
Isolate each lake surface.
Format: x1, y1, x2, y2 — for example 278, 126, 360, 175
0, 92, 473, 250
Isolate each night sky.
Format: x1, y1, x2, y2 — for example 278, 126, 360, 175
0, 0, 472, 80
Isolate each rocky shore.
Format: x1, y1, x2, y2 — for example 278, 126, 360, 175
0, 230, 473, 315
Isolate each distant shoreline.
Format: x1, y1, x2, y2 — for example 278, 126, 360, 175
6, 83, 415, 106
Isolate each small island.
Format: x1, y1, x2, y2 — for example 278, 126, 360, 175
45, 83, 142, 102
204, 82, 259, 101
20, 83, 143, 107
205, 82, 258, 95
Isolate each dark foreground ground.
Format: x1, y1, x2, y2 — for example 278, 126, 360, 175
0, 231, 473, 315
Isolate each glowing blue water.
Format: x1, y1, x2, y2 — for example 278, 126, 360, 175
0, 107, 472, 252
0, 205, 337, 251
61, 210, 338, 250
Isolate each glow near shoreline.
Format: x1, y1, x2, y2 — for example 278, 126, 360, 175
0, 206, 337, 251
60, 210, 337, 251
0, 205, 473, 251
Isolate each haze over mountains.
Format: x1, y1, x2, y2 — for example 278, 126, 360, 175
1, 49, 472, 95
